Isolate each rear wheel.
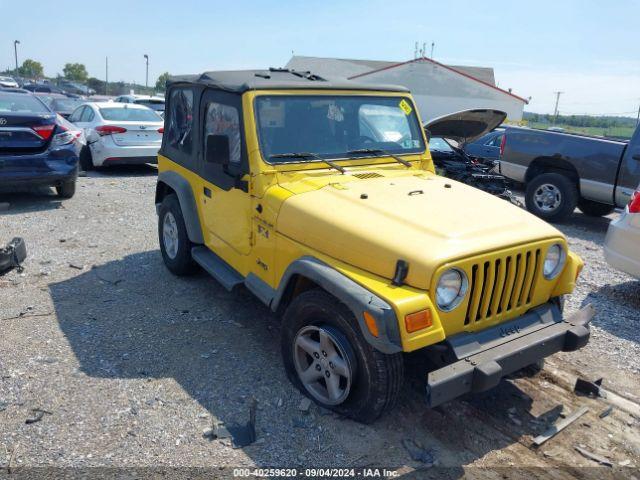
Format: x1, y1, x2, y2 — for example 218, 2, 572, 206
79, 146, 94, 171
158, 194, 197, 275
56, 179, 76, 199
281, 289, 403, 423
578, 199, 615, 217
525, 173, 578, 222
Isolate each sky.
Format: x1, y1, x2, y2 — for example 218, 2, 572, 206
1, 0, 638, 116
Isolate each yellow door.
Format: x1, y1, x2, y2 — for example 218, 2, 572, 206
199, 91, 252, 256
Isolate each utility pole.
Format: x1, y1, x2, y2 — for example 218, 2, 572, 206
430, 42, 435, 59
13, 40, 20, 77
636, 102, 640, 127
553, 91, 563, 124
144, 54, 149, 89
105, 57, 109, 95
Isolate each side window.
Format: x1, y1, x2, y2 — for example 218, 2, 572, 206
204, 102, 241, 165
487, 134, 503, 147
80, 106, 94, 122
69, 106, 84, 123
166, 88, 194, 154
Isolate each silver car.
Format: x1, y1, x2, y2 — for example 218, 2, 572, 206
604, 185, 640, 278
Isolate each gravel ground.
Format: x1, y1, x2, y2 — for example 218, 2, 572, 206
1, 168, 639, 474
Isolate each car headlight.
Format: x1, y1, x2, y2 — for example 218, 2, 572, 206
436, 268, 468, 311
544, 243, 566, 279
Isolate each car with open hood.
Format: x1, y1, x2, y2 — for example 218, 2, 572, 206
424, 109, 517, 203
154, 69, 592, 422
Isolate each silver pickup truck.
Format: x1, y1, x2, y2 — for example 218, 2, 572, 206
500, 125, 640, 222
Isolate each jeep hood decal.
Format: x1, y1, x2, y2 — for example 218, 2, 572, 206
277, 174, 561, 290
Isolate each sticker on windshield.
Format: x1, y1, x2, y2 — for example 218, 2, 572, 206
398, 99, 412, 115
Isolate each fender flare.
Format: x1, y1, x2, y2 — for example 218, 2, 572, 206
246, 256, 403, 354
156, 171, 204, 244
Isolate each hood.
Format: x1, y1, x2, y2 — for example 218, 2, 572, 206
424, 109, 507, 145
277, 173, 562, 290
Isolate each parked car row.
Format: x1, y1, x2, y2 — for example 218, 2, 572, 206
0, 89, 83, 198
0, 86, 166, 198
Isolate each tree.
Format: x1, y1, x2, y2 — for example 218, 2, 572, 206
18, 59, 44, 79
155, 72, 171, 91
63, 63, 88, 82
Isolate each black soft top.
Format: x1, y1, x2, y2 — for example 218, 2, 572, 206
168, 68, 409, 94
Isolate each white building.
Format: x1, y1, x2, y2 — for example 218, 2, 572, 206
285, 56, 528, 122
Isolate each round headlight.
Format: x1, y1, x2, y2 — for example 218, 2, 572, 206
544, 243, 566, 279
436, 268, 468, 311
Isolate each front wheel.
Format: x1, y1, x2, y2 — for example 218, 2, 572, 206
158, 194, 197, 275
525, 173, 578, 223
281, 289, 403, 423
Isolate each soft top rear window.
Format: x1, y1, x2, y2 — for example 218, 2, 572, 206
99, 107, 162, 122
0, 93, 50, 114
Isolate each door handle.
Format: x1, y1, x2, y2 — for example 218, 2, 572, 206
633, 154, 640, 161
203, 187, 212, 198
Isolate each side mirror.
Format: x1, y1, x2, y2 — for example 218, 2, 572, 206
424, 128, 432, 143
206, 134, 230, 165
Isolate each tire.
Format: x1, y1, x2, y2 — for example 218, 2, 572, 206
578, 199, 615, 217
281, 289, 403, 423
158, 194, 197, 275
55, 179, 76, 199
79, 146, 94, 171
518, 359, 545, 377
525, 173, 578, 222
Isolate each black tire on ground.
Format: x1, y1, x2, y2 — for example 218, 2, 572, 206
158, 194, 198, 276
525, 173, 579, 223
578, 199, 615, 217
518, 359, 545, 377
281, 289, 403, 423
79, 146, 94, 171
55, 179, 76, 198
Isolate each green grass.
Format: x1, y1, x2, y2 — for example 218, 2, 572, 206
527, 122, 635, 140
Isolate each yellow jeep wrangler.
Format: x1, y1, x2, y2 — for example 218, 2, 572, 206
155, 69, 592, 423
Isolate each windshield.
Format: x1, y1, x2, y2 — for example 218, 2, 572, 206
135, 99, 165, 111
51, 98, 83, 112
428, 137, 454, 153
99, 107, 162, 122
255, 95, 425, 163
0, 93, 50, 113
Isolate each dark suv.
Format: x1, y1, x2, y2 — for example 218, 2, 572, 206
0, 91, 81, 198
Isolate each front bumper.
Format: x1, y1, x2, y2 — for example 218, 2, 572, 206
426, 303, 594, 407
604, 209, 640, 278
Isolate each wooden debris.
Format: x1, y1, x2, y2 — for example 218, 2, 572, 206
533, 406, 589, 446
574, 445, 613, 467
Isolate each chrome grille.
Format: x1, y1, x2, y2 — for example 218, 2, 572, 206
464, 247, 542, 325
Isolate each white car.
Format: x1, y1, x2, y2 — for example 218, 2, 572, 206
68, 102, 163, 169
0, 76, 19, 88
114, 94, 165, 117
604, 186, 640, 278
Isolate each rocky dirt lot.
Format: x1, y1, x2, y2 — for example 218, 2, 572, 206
1, 167, 639, 478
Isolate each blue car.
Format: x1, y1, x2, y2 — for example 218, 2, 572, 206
0, 90, 81, 198
463, 128, 505, 162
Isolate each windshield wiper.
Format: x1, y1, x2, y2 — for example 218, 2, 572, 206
346, 148, 412, 168
269, 152, 346, 174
